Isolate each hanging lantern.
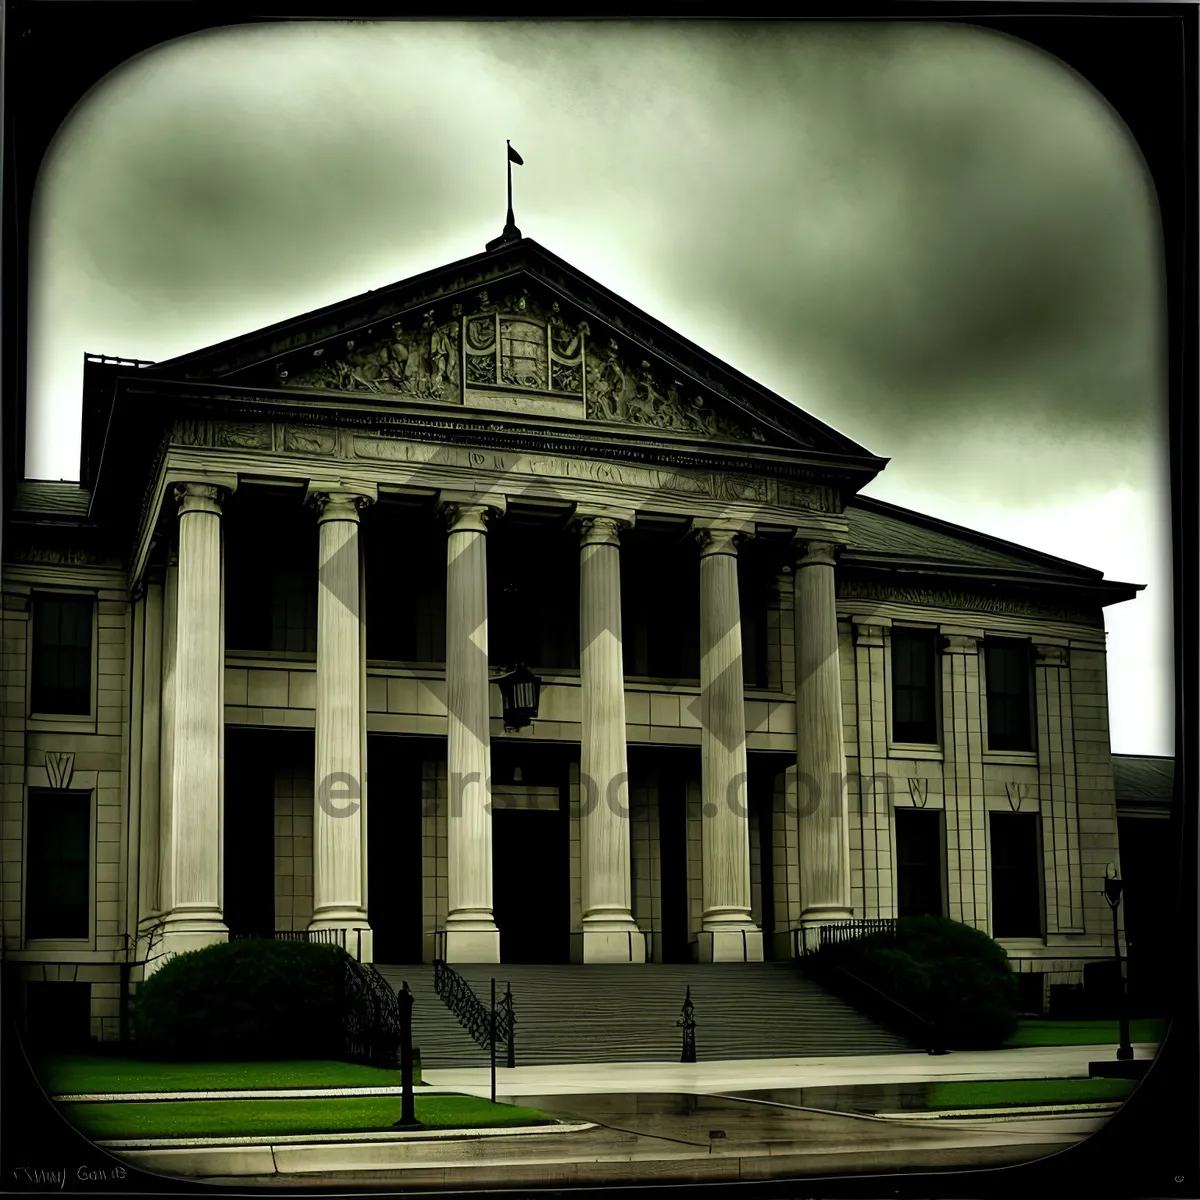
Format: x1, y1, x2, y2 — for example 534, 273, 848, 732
497, 663, 541, 731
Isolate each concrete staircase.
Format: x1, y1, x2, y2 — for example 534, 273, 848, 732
373, 961, 914, 1069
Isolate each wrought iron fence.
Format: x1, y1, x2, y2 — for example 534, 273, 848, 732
794, 919, 898, 956
229, 928, 349, 948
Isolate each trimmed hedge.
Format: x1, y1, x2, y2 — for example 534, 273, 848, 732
131, 939, 346, 1062
809, 917, 1020, 1050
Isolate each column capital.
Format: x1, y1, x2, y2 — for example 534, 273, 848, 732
306, 483, 378, 523
437, 491, 506, 534
693, 523, 752, 558
578, 511, 634, 548
173, 481, 230, 516
794, 539, 838, 568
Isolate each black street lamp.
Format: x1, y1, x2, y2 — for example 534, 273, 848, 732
1102, 865, 1134, 1062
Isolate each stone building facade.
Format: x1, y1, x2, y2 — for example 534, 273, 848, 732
1, 235, 1141, 1040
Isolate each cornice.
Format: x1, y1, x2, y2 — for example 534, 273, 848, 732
114, 382, 881, 487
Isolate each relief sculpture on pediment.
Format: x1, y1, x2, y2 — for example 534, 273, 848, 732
584, 339, 764, 443
284, 312, 461, 403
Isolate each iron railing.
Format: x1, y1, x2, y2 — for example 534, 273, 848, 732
794, 919, 898, 956
342, 959, 406, 1069
229, 928, 366, 957
433, 959, 515, 1066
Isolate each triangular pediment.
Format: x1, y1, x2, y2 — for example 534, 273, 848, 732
137, 239, 880, 461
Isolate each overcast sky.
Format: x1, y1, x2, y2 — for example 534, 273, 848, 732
25, 20, 1172, 755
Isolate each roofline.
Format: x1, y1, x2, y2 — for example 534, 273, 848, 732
136, 236, 880, 464
1111, 753, 1176, 761
849, 493, 1129, 581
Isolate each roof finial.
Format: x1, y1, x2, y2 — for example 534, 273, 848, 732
486, 140, 524, 251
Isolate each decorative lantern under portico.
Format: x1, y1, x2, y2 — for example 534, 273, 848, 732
496, 663, 541, 731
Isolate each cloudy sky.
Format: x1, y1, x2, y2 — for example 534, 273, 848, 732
26, 20, 1172, 755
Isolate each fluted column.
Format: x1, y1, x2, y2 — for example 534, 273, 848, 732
695, 524, 763, 962
158, 482, 230, 960
307, 486, 375, 961
441, 498, 502, 963
578, 512, 644, 963
794, 539, 852, 927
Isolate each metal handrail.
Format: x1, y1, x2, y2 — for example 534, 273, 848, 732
433, 959, 513, 1053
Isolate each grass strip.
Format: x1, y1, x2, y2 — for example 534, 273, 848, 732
60, 1095, 555, 1140
925, 1077, 1136, 1110
1002, 1018, 1166, 1048
36, 1056, 421, 1097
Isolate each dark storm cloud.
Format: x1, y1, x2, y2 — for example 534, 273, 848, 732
30, 20, 1162, 498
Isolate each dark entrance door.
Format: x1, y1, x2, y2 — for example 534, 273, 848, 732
223, 728, 276, 937
492, 805, 569, 963
367, 736, 424, 964
658, 768, 691, 963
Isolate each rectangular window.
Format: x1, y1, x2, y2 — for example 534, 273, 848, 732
895, 808, 944, 918
30, 594, 94, 715
25, 790, 91, 940
891, 629, 939, 744
989, 811, 1042, 938
985, 638, 1035, 751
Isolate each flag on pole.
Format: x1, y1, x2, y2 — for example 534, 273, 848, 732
508, 143, 524, 166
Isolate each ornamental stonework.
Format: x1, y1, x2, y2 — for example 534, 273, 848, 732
836, 579, 1102, 626
274, 283, 771, 444
284, 312, 462, 404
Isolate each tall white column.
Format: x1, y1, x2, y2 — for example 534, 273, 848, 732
158, 482, 230, 960
793, 539, 852, 928
138, 569, 164, 926
695, 524, 763, 962
441, 498, 502, 963
578, 512, 645, 963
307, 486, 375, 961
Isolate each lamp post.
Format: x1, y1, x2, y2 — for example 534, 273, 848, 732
1102, 865, 1134, 1062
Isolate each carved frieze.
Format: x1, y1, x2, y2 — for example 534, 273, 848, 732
284, 312, 461, 403
283, 425, 337, 456
172, 419, 211, 447
9, 545, 105, 566
213, 422, 272, 450
837, 579, 1102, 626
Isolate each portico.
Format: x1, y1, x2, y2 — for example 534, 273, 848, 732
144, 449, 854, 966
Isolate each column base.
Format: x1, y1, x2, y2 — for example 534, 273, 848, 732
570, 928, 647, 964
151, 912, 229, 977
440, 923, 501, 964
697, 928, 764, 963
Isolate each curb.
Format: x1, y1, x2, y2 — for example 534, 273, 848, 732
55, 1086, 443, 1103
92, 1120, 597, 1150
876, 1102, 1122, 1121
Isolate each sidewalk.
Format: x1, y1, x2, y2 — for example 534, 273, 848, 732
422, 1041, 1159, 1099
93, 1044, 1154, 1184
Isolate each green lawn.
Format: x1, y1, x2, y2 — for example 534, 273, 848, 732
60, 1095, 556, 1140
926, 1077, 1137, 1110
1002, 1018, 1167, 1048
36, 1056, 422, 1096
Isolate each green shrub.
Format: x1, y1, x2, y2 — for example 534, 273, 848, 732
131, 939, 346, 1061
816, 917, 1020, 1049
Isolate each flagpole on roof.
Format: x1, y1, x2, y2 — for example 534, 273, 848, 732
506, 139, 516, 230
488, 140, 524, 251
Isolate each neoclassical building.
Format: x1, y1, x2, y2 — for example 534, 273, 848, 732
2, 233, 1142, 1041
